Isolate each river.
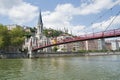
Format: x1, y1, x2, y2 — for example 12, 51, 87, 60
0, 55, 120, 80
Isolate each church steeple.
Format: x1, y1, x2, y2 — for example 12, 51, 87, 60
38, 10, 43, 26
36, 10, 43, 39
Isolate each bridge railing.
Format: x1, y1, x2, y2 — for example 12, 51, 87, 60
58, 28, 120, 43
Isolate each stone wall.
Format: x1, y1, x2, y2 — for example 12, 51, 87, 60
32, 52, 84, 58
0, 53, 27, 59
0, 52, 120, 59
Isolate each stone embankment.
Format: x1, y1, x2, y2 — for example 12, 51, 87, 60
0, 52, 120, 59
85, 52, 120, 56
0, 53, 27, 59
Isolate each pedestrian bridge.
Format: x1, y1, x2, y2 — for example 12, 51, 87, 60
32, 28, 120, 51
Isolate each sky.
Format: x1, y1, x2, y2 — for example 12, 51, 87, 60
0, 0, 120, 35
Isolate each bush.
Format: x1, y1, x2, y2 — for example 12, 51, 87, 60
78, 50, 87, 53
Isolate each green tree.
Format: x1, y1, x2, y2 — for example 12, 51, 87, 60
43, 28, 63, 37
53, 46, 58, 52
10, 26, 25, 46
0, 24, 10, 49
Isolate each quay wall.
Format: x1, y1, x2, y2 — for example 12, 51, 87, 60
85, 52, 120, 56
0, 52, 120, 59
0, 53, 27, 59
32, 52, 84, 58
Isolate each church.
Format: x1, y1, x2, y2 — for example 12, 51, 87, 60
23, 10, 51, 55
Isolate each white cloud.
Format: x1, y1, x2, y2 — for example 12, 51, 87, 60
0, 0, 38, 24
0, 0, 22, 15
91, 15, 120, 31
9, 2, 38, 24
43, 0, 120, 35
71, 25, 85, 35
79, 0, 120, 15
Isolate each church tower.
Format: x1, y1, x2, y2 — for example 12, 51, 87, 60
36, 10, 43, 39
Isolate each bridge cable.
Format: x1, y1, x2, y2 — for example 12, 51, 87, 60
83, 6, 115, 34
104, 10, 120, 32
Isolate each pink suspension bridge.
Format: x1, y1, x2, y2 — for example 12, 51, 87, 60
32, 28, 120, 51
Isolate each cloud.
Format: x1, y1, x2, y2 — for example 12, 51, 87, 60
79, 0, 120, 15
0, 0, 38, 24
0, 0, 22, 15
71, 25, 85, 35
91, 15, 120, 31
42, 0, 120, 35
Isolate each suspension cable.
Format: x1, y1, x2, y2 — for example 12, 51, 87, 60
104, 10, 120, 31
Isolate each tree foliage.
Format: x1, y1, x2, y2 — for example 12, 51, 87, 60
9, 26, 25, 46
53, 46, 58, 52
0, 24, 26, 49
43, 28, 63, 37
0, 24, 10, 49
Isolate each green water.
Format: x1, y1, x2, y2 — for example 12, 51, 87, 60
0, 55, 120, 80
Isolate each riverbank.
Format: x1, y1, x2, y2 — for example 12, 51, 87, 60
0, 51, 120, 59
0, 53, 27, 59
32, 52, 120, 58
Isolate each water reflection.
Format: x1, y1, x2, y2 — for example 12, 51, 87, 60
0, 59, 23, 80
0, 55, 120, 80
50, 58, 66, 70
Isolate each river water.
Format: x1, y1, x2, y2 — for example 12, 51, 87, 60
0, 55, 120, 80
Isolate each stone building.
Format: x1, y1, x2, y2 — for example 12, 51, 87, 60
57, 34, 73, 52
23, 10, 51, 55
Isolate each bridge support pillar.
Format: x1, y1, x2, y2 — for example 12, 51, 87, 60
27, 47, 33, 58
85, 41, 88, 50
27, 41, 33, 58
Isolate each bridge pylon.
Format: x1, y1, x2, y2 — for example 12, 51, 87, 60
27, 37, 33, 58
28, 49, 32, 58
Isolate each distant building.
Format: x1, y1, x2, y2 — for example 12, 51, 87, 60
105, 42, 112, 50
97, 39, 107, 50
87, 40, 99, 50
78, 41, 86, 50
6, 24, 23, 30
72, 42, 82, 51
111, 40, 119, 50
57, 34, 73, 52
105, 40, 120, 50
24, 27, 31, 32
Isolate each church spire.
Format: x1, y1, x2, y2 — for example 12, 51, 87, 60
36, 10, 43, 39
38, 10, 43, 26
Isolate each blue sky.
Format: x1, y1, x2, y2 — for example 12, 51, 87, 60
0, 0, 120, 35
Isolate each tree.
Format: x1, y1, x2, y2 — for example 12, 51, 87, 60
0, 36, 4, 48
43, 28, 63, 37
9, 26, 25, 46
72, 47, 76, 52
53, 46, 58, 52
0, 24, 10, 49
